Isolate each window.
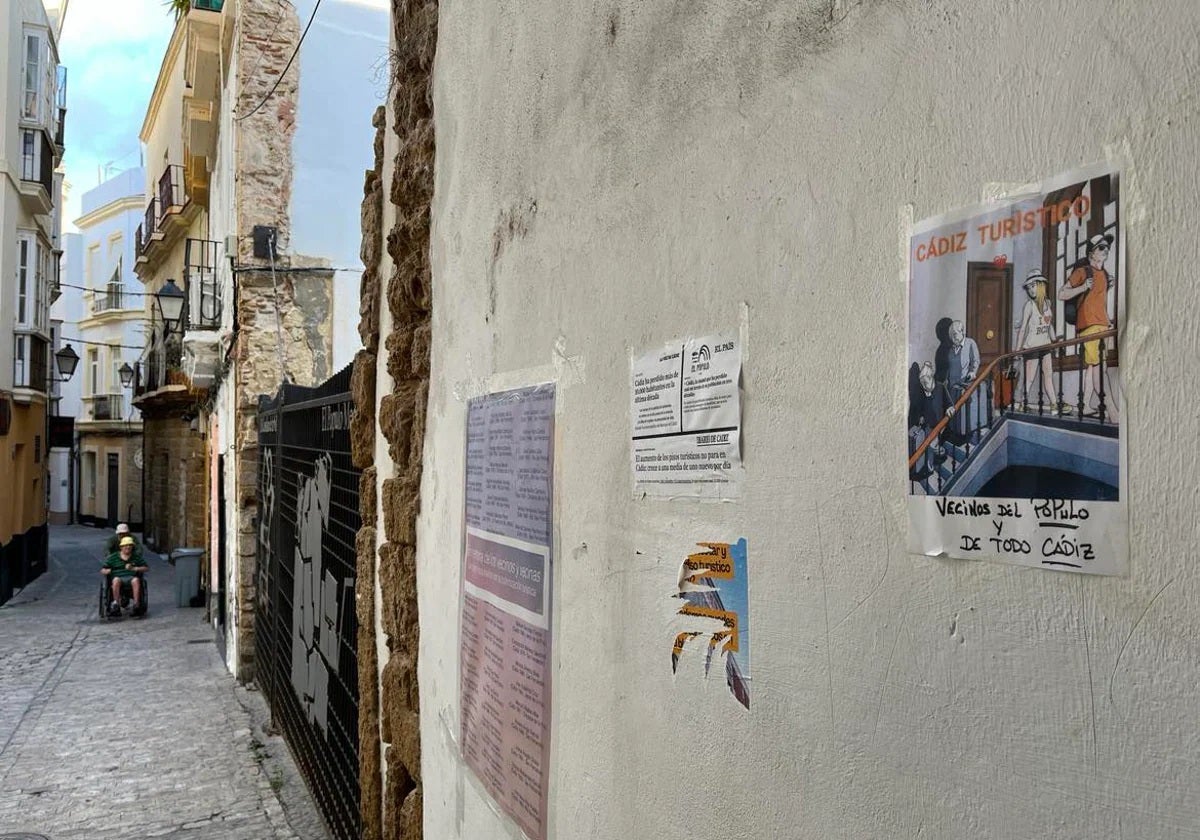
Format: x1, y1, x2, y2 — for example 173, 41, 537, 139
109, 347, 122, 394
16, 236, 31, 326
35, 241, 48, 330
23, 31, 43, 122
87, 348, 99, 397
17, 234, 50, 331
13, 336, 47, 390
86, 244, 100, 289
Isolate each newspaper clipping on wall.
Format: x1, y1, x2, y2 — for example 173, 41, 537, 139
631, 332, 743, 499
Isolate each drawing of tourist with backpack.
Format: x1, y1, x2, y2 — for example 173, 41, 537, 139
1059, 233, 1120, 421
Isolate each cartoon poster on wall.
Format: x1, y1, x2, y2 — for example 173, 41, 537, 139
907, 163, 1127, 575
670, 539, 750, 709
459, 384, 555, 840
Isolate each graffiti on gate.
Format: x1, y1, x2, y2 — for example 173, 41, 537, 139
290, 452, 355, 733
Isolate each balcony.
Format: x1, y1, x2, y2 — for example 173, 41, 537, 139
184, 239, 222, 329
136, 164, 200, 272
18, 129, 54, 215
88, 394, 126, 421
90, 283, 129, 314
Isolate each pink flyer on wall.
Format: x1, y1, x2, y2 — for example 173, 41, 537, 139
459, 384, 555, 840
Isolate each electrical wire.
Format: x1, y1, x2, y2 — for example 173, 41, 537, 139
56, 337, 145, 350
57, 282, 149, 297
235, 0, 323, 122
240, 0, 290, 99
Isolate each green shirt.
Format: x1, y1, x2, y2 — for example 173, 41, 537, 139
105, 535, 143, 560
103, 553, 143, 579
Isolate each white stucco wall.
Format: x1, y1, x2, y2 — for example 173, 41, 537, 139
415, 1, 1200, 838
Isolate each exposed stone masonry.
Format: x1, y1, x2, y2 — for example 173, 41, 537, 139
352, 1, 439, 836
352, 101, 384, 834
228, 0, 307, 681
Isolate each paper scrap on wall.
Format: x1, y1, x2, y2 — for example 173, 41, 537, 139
906, 163, 1128, 575
670, 539, 750, 709
459, 384, 555, 840
631, 333, 743, 499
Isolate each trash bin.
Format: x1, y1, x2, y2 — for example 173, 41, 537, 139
169, 548, 205, 607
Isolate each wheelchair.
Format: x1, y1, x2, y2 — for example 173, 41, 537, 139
99, 573, 149, 620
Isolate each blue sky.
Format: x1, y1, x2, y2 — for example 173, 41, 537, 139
56, 0, 389, 232
58, 0, 177, 230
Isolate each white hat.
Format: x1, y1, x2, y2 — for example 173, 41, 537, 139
1085, 233, 1113, 253
116, 523, 130, 534
1022, 269, 1047, 288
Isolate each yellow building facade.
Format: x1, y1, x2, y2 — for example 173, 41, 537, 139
1, 0, 66, 602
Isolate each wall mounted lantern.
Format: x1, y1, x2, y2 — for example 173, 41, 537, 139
54, 344, 80, 382
155, 278, 186, 334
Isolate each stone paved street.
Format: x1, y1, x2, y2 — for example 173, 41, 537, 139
0, 526, 330, 840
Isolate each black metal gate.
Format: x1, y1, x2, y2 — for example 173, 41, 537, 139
256, 365, 360, 839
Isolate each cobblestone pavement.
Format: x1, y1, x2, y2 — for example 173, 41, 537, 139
0, 526, 331, 839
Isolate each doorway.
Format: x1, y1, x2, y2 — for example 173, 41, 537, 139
966, 261, 1013, 369
217, 455, 227, 633
106, 453, 119, 527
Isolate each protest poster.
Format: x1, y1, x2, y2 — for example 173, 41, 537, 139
907, 164, 1127, 575
631, 333, 743, 499
459, 384, 555, 839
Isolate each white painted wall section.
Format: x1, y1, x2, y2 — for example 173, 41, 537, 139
418, 1, 1200, 838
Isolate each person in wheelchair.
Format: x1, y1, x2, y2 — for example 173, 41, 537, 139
102, 536, 148, 617
104, 523, 143, 561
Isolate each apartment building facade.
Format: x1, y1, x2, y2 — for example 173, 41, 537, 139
135, 0, 380, 680
0, 0, 66, 602
69, 168, 145, 528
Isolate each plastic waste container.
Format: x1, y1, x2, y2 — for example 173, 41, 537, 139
169, 548, 205, 607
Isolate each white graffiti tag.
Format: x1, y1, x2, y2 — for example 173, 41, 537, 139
290, 453, 353, 733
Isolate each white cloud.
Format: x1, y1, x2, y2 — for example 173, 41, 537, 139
57, 0, 175, 231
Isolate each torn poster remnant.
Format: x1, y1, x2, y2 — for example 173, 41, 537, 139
671, 539, 750, 710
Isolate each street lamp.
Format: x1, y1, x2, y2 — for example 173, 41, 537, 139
54, 344, 79, 382
118, 362, 135, 388
155, 279, 186, 334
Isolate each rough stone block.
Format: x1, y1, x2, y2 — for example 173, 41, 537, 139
410, 322, 431, 378
378, 383, 418, 461
359, 466, 377, 526
378, 541, 418, 644
358, 267, 381, 353
383, 748, 416, 837
350, 351, 377, 469
385, 326, 415, 386
380, 651, 419, 742
398, 782, 422, 839
380, 478, 418, 546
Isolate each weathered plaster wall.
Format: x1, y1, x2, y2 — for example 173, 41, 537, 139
417, 1, 1200, 838
226, 0, 310, 680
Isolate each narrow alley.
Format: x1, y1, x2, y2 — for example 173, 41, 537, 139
0, 526, 329, 840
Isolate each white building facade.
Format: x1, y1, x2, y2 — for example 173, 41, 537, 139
67, 167, 145, 528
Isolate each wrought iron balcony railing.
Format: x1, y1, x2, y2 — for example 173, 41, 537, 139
142, 198, 160, 248
184, 238, 222, 329
158, 164, 187, 215
90, 283, 127, 313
